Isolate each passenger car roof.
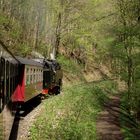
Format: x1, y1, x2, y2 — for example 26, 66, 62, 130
16, 56, 43, 67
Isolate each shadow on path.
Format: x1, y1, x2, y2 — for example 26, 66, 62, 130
9, 95, 42, 140
96, 95, 124, 140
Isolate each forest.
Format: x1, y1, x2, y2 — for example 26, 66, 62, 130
0, 0, 140, 139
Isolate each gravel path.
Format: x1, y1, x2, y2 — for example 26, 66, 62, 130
15, 103, 45, 140
3, 96, 45, 140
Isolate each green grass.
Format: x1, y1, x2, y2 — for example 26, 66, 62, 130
29, 81, 112, 140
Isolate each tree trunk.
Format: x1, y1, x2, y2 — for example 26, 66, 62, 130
54, 12, 62, 58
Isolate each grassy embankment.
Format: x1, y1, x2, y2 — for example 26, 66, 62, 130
29, 55, 117, 140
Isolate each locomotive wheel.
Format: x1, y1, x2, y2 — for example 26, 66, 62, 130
48, 90, 53, 95
54, 86, 60, 95
48, 86, 60, 95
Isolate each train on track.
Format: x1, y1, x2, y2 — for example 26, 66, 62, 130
0, 41, 63, 113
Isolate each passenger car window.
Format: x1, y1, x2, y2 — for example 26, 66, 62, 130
26, 75, 30, 85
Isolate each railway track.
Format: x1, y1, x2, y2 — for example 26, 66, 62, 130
2, 94, 45, 140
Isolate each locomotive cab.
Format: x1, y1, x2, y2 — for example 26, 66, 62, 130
42, 60, 63, 95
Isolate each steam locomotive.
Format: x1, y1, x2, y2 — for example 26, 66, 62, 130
0, 41, 63, 113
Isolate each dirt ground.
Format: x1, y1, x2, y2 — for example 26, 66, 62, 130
96, 95, 124, 140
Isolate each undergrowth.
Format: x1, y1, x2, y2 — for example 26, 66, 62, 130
120, 93, 140, 140
57, 55, 85, 81
29, 81, 113, 140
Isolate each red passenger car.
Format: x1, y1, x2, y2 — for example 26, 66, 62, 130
12, 57, 43, 104
0, 41, 44, 113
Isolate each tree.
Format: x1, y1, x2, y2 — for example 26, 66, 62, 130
112, 0, 140, 116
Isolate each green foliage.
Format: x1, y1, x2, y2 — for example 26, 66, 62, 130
37, 43, 50, 58
57, 55, 85, 81
16, 43, 31, 56
120, 93, 140, 140
112, 0, 140, 117
0, 13, 22, 38
113, 0, 140, 136
0, 12, 23, 55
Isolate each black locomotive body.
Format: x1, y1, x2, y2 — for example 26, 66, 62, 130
42, 59, 63, 95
